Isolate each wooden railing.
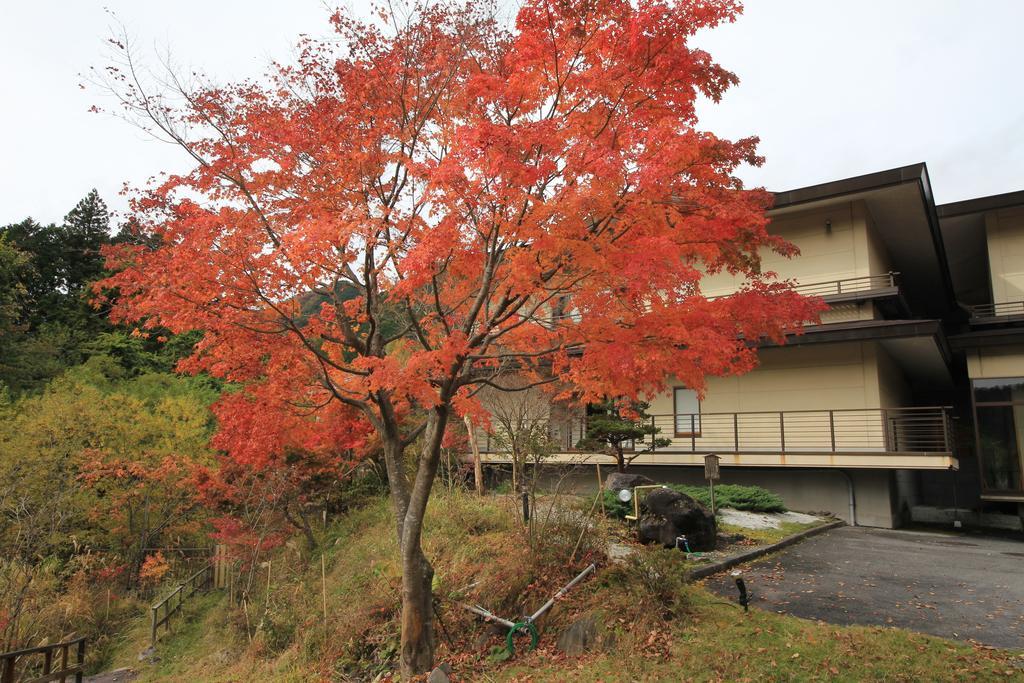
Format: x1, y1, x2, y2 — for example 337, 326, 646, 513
477, 406, 953, 455
1, 637, 85, 683
150, 565, 213, 648
969, 300, 1024, 319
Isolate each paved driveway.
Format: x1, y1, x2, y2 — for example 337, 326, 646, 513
705, 526, 1024, 649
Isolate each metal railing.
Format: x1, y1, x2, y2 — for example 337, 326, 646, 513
1, 637, 85, 683
969, 300, 1024, 319
523, 273, 900, 327
475, 406, 953, 455
150, 565, 213, 648
788, 272, 898, 298
705, 272, 898, 302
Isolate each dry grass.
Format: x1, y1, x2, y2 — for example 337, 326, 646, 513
107, 492, 1023, 682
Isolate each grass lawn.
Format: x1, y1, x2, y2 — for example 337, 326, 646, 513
105, 492, 1023, 681
718, 519, 826, 546
499, 585, 1023, 682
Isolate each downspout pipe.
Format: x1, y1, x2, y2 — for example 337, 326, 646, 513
838, 469, 857, 526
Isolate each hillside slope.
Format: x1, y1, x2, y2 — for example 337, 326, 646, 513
107, 492, 1021, 681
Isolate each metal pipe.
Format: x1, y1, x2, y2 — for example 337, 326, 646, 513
625, 485, 666, 521
463, 604, 517, 630
529, 563, 596, 622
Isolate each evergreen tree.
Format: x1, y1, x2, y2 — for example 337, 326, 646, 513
0, 218, 64, 323
578, 399, 671, 472
0, 191, 114, 391
61, 189, 110, 288
0, 237, 30, 334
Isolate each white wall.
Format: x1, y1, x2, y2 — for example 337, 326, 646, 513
986, 207, 1024, 305
649, 342, 884, 415
701, 200, 887, 297
966, 345, 1024, 379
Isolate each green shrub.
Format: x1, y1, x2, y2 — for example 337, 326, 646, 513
617, 548, 693, 620
601, 483, 786, 519
672, 484, 786, 513
601, 490, 633, 520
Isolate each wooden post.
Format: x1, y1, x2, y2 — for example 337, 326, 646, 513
464, 415, 484, 495
59, 642, 68, 683
213, 545, 221, 589
76, 638, 85, 683
150, 605, 158, 648
321, 553, 328, 631
704, 454, 721, 515
595, 464, 605, 516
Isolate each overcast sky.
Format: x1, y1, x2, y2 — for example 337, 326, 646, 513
2, 0, 1022, 226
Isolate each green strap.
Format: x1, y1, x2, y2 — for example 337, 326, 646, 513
505, 621, 540, 657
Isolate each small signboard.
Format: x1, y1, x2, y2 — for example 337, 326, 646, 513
704, 453, 720, 481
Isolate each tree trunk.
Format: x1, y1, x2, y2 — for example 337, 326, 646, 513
283, 504, 317, 551
511, 452, 519, 493
615, 446, 626, 473
400, 545, 435, 677
394, 405, 450, 678
464, 415, 484, 495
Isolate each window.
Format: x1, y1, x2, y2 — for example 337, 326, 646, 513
674, 388, 701, 437
973, 378, 1024, 495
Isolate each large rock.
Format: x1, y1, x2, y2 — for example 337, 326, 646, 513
427, 662, 452, 683
556, 612, 616, 656
604, 471, 655, 492
637, 487, 716, 551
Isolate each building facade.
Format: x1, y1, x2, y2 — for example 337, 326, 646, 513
473, 164, 1024, 530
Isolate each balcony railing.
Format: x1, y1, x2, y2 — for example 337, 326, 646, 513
788, 272, 898, 298
527, 273, 900, 328
476, 406, 953, 455
969, 300, 1024, 320
703, 272, 898, 302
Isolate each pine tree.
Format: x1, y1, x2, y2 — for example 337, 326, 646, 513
0, 192, 114, 391
61, 189, 110, 290
578, 399, 671, 472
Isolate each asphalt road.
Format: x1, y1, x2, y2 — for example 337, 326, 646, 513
705, 526, 1024, 649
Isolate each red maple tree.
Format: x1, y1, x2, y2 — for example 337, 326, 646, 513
97, 0, 820, 675
194, 383, 371, 556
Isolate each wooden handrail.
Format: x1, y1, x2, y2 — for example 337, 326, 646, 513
0, 637, 85, 683
150, 565, 213, 648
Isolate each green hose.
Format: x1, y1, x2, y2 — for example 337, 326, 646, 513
505, 621, 540, 656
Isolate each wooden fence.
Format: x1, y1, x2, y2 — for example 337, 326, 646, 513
0, 637, 85, 683
2, 546, 230, 679
149, 565, 214, 648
